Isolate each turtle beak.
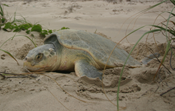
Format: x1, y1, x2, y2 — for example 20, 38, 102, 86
23, 56, 32, 68
23, 57, 31, 67
23, 59, 40, 71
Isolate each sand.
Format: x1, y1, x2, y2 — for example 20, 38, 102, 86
0, 0, 175, 111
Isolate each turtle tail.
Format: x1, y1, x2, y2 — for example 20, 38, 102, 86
141, 52, 160, 65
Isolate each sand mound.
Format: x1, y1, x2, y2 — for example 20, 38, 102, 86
15, 43, 35, 60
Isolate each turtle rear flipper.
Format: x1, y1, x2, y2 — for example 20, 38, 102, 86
75, 60, 102, 80
141, 52, 160, 65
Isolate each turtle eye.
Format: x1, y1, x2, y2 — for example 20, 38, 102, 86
35, 53, 43, 61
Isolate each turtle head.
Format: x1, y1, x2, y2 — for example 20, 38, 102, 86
23, 44, 57, 72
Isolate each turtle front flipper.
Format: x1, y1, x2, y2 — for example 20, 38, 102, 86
75, 60, 102, 80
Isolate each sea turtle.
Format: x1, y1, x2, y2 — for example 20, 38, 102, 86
23, 29, 159, 80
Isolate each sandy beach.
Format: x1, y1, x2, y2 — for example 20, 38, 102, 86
0, 0, 175, 111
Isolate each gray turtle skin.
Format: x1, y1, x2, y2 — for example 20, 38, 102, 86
23, 29, 159, 80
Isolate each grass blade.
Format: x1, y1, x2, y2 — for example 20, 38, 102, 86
24, 35, 37, 47
0, 49, 19, 65
168, 12, 175, 17
117, 28, 162, 111
118, 26, 145, 44
0, 4, 4, 17
154, 7, 175, 79
2, 4, 9, 7
0, 34, 37, 48
0, 34, 15, 48
151, 25, 175, 36
170, 0, 175, 5
12, 35, 37, 47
